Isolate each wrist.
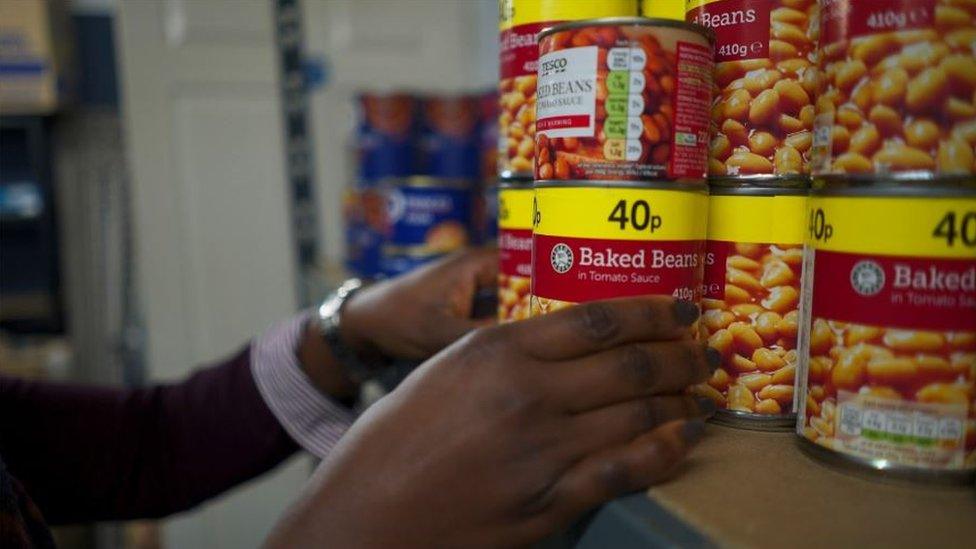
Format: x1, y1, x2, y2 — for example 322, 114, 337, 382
336, 291, 374, 355
297, 319, 360, 401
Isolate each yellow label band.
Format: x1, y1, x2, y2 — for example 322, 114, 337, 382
534, 185, 708, 240
808, 195, 976, 259
641, 0, 686, 20
708, 194, 807, 245
500, 0, 638, 30
499, 187, 535, 230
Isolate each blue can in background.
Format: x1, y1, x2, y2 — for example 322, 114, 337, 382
379, 249, 447, 278
342, 185, 387, 278
416, 95, 482, 179
356, 93, 417, 182
379, 176, 473, 254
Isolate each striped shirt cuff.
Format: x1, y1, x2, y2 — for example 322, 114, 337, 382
250, 311, 356, 458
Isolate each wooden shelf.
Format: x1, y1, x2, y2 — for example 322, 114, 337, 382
576, 425, 975, 548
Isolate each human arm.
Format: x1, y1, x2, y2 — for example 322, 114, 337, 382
0, 347, 298, 524
266, 297, 720, 548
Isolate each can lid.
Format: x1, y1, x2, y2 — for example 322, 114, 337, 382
536, 16, 715, 44
813, 175, 976, 197
376, 176, 473, 189
534, 179, 709, 192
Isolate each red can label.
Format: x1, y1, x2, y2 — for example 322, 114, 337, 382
690, 0, 820, 177
694, 194, 809, 418
497, 0, 639, 178
687, 0, 771, 62
812, 0, 976, 177
534, 23, 713, 182
530, 186, 707, 315
498, 186, 534, 322
820, 0, 936, 46
797, 195, 976, 471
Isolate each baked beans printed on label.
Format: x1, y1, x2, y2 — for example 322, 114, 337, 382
530, 185, 707, 315
497, 1, 638, 177
497, 186, 534, 322
534, 23, 713, 182
797, 195, 976, 470
689, 0, 820, 176
813, 0, 976, 176
693, 194, 807, 416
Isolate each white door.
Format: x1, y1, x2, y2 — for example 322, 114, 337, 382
116, 1, 307, 547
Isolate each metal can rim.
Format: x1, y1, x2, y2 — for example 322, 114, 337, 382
376, 176, 473, 189
536, 16, 715, 45
498, 176, 534, 190
709, 185, 808, 197
708, 175, 810, 190
813, 176, 976, 197
533, 179, 709, 193
710, 409, 797, 432
499, 168, 534, 180
796, 434, 976, 487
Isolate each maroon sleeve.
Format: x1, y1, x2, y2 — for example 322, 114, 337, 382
0, 346, 299, 525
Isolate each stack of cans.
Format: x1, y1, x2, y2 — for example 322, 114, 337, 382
687, 0, 816, 431
344, 91, 495, 279
495, 0, 642, 323
527, 15, 714, 319
792, 0, 976, 484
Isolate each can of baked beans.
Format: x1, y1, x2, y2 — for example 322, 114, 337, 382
795, 178, 976, 484
811, 0, 976, 179
497, 179, 534, 322
640, 0, 686, 21
377, 177, 472, 257
687, 0, 820, 179
534, 18, 714, 183
693, 178, 808, 430
530, 181, 707, 316
498, 0, 639, 179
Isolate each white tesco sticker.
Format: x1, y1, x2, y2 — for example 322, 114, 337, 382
536, 46, 598, 139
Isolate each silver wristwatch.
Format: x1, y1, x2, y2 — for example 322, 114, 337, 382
316, 278, 383, 383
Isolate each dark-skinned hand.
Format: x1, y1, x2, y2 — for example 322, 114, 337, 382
268, 296, 720, 548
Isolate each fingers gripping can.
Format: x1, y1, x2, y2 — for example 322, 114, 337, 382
796, 181, 976, 484
498, 0, 639, 179
812, 0, 976, 179
688, 0, 821, 179
497, 180, 534, 322
693, 181, 808, 430
534, 18, 715, 183
530, 182, 708, 316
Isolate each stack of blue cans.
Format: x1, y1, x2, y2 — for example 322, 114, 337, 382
343, 91, 498, 279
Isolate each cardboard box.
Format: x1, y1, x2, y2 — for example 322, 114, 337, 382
0, 0, 73, 114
